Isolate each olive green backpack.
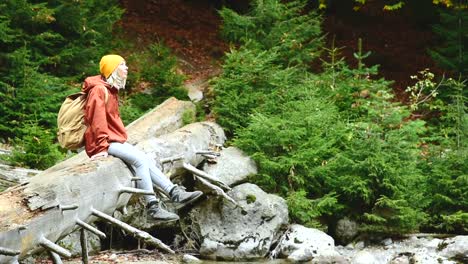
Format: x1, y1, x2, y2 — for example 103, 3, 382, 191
57, 87, 108, 150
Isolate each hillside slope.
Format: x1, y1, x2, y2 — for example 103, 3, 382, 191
118, 0, 443, 99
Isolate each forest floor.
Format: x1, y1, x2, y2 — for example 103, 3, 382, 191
118, 0, 228, 87
37, 1, 446, 263
59, 249, 178, 264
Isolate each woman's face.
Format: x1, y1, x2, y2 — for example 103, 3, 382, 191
117, 61, 128, 79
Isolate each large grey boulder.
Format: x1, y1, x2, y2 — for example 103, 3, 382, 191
438, 236, 468, 261
193, 183, 288, 261
273, 224, 337, 262
202, 147, 257, 187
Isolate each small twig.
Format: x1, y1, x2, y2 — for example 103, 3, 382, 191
60, 204, 79, 211
196, 176, 237, 206
4, 182, 28, 192
91, 208, 174, 254
201, 154, 218, 160
269, 226, 291, 259
153, 185, 169, 199
120, 187, 154, 195
80, 229, 89, 264
183, 163, 231, 190
109, 225, 113, 250
196, 150, 220, 156
160, 155, 184, 164
0, 246, 20, 256
114, 248, 156, 255
49, 251, 63, 264
76, 219, 106, 239
178, 220, 198, 250
39, 237, 72, 258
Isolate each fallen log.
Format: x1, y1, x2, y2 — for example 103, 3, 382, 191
0, 98, 226, 263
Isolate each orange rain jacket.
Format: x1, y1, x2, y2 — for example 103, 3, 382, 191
82, 75, 127, 157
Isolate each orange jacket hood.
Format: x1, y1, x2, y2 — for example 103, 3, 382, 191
82, 75, 109, 93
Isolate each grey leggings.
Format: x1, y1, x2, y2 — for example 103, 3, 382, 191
108, 142, 174, 204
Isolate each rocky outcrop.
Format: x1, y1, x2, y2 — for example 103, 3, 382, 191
202, 146, 257, 187
193, 183, 288, 261
272, 224, 338, 262
336, 235, 468, 264
439, 236, 468, 261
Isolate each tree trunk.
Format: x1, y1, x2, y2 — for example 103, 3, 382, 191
0, 98, 225, 263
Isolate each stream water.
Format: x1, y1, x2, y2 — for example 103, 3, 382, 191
200, 260, 289, 264
63, 259, 290, 264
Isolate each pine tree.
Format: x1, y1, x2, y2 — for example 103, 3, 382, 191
219, 0, 323, 68
0, 0, 123, 168
422, 79, 468, 233
429, 5, 468, 80
214, 1, 430, 234
214, 0, 323, 135
0, 0, 123, 141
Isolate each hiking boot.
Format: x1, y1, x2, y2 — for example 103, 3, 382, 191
146, 201, 179, 222
169, 185, 203, 206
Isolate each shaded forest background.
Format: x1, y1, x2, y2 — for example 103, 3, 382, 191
0, 0, 466, 236
120, 0, 450, 97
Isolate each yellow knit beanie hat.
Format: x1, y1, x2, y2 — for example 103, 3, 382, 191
99, 54, 124, 78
